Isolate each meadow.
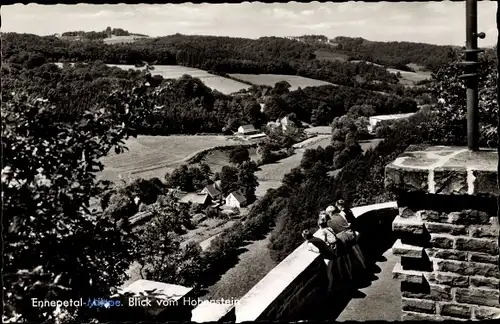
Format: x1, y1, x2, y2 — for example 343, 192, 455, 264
108, 64, 252, 94
228, 73, 334, 91
386, 67, 432, 86
98, 135, 244, 183
55, 63, 251, 94
195, 147, 260, 173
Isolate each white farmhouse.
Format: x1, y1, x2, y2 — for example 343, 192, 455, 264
225, 191, 247, 208
237, 124, 259, 135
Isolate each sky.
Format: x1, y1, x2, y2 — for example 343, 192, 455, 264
2, 2, 497, 46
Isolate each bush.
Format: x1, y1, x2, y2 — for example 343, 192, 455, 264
126, 177, 164, 205
104, 192, 138, 221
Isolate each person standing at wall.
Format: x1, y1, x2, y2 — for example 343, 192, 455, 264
325, 203, 367, 281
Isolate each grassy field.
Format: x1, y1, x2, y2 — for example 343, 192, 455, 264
304, 126, 332, 135
195, 147, 260, 173
55, 63, 250, 94
313, 50, 349, 62
386, 68, 432, 86
98, 135, 244, 183
256, 136, 332, 182
228, 73, 334, 91
102, 36, 149, 44
108, 64, 251, 94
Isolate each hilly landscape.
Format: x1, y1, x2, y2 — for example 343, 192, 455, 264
4, 23, 498, 324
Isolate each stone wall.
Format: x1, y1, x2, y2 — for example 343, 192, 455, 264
386, 146, 500, 321
231, 202, 398, 323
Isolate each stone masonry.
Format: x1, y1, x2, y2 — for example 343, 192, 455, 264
385, 146, 500, 321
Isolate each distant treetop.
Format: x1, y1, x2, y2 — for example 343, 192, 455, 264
61, 27, 148, 40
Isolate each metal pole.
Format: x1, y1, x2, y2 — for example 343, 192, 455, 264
496, 0, 500, 303
465, 0, 480, 151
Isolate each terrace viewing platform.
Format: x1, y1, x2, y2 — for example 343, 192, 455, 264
191, 145, 500, 322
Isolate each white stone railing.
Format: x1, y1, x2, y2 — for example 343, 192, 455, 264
190, 201, 398, 322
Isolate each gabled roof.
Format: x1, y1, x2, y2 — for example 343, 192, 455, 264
281, 116, 295, 126
202, 184, 222, 198
228, 191, 247, 204
180, 193, 209, 205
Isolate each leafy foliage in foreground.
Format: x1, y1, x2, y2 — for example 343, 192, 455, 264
2, 91, 138, 322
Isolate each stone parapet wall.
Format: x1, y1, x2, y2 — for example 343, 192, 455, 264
218, 202, 397, 323
386, 146, 500, 321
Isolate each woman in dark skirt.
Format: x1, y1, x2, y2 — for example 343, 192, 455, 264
302, 227, 337, 292
325, 203, 367, 278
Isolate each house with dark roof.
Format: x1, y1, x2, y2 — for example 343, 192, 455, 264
225, 191, 247, 208
201, 184, 222, 201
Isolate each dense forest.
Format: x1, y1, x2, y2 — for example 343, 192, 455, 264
330, 36, 457, 71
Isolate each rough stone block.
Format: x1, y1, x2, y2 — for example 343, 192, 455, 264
385, 164, 429, 193
392, 239, 424, 258
425, 248, 467, 261
402, 297, 436, 314
469, 252, 499, 265
474, 170, 499, 196
425, 222, 467, 236
455, 236, 498, 255
433, 169, 468, 195
447, 210, 491, 225
393, 215, 424, 235
385, 146, 498, 197
473, 306, 500, 320
439, 302, 472, 319
393, 263, 424, 284
455, 287, 500, 308
435, 259, 499, 278
470, 276, 500, 290
401, 282, 452, 301
425, 272, 469, 288
402, 311, 467, 321
430, 234, 454, 249
469, 225, 499, 239
399, 207, 416, 218
416, 210, 446, 222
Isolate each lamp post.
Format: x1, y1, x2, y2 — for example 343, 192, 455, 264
459, 0, 485, 151
496, 0, 500, 303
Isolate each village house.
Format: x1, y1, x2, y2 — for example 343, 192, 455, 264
225, 191, 247, 208
201, 183, 223, 202
237, 124, 259, 136
280, 116, 296, 131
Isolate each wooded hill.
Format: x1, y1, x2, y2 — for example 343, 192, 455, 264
2, 32, 455, 95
